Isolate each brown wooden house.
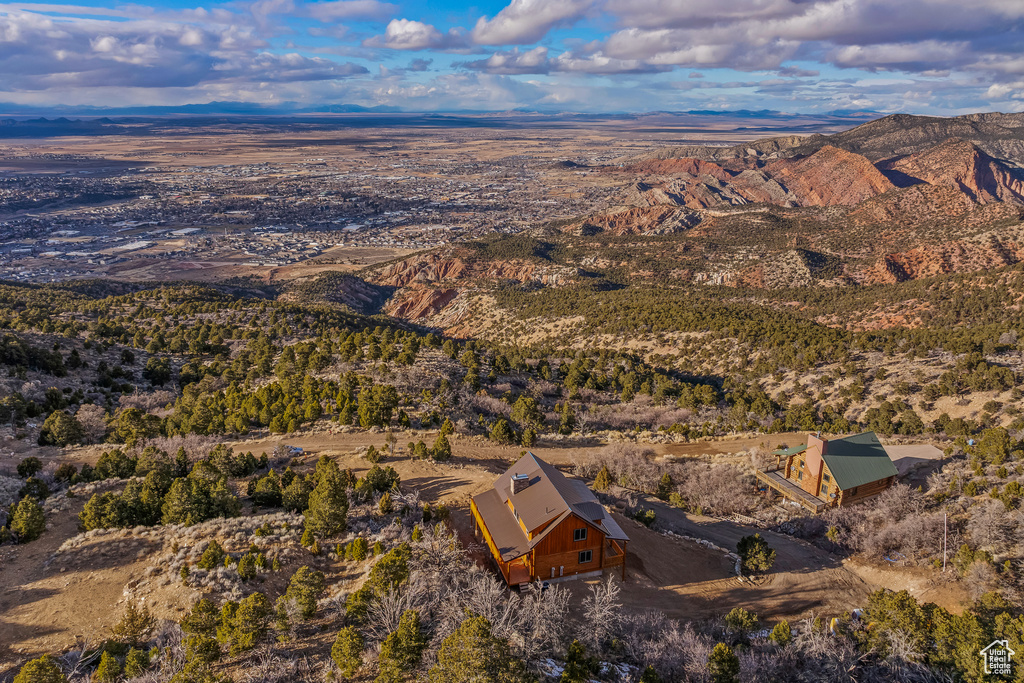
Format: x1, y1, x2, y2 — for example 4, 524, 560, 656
470, 452, 629, 587
755, 432, 899, 512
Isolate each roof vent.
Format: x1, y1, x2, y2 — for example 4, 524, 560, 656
511, 473, 531, 495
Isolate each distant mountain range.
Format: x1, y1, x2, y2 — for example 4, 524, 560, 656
0, 101, 404, 117
340, 111, 1024, 332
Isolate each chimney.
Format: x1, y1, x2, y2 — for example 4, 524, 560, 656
511, 473, 531, 495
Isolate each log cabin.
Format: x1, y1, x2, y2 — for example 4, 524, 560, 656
470, 452, 629, 587
755, 431, 899, 512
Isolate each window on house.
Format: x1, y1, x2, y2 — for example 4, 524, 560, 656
797, 471, 803, 481
573, 528, 587, 542
579, 550, 593, 564
822, 473, 830, 483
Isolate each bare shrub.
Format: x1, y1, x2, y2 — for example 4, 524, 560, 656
967, 500, 1017, 554
119, 390, 176, 414
581, 575, 621, 654
965, 561, 1000, 600
76, 404, 108, 444
469, 393, 511, 418
859, 512, 945, 561
677, 463, 757, 516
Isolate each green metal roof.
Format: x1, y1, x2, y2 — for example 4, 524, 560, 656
772, 444, 807, 456
821, 431, 898, 490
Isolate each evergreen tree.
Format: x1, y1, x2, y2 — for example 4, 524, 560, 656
377, 610, 427, 683
161, 478, 199, 526
197, 540, 226, 570
594, 466, 612, 492
124, 648, 150, 678
639, 666, 662, 683
560, 640, 598, 683
225, 592, 272, 654
431, 434, 451, 462
94, 652, 120, 683
707, 643, 740, 683
10, 496, 46, 542
769, 620, 791, 646
724, 607, 758, 634
17, 456, 43, 478
489, 419, 517, 445
112, 602, 155, 647
428, 615, 530, 683
332, 626, 364, 678
282, 476, 313, 513
38, 411, 83, 446
285, 566, 326, 619
304, 469, 349, 537
736, 534, 776, 575
656, 472, 673, 500
13, 655, 66, 683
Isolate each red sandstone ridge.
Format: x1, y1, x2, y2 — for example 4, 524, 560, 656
882, 138, 1024, 204
578, 205, 701, 235
858, 223, 1024, 285
766, 145, 894, 206
367, 249, 577, 289
371, 252, 469, 287
384, 285, 459, 320
624, 158, 735, 182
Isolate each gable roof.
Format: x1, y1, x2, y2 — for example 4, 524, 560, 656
772, 444, 807, 457
821, 431, 899, 490
473, 452, 628, 562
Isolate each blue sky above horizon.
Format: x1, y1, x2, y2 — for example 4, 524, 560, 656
0, 0, 1022, 113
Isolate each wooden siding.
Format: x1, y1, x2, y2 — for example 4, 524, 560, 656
777, 459, 893, 510
471, 499, 511, 583
532, 513, 605, 580
838, 476, 895, 506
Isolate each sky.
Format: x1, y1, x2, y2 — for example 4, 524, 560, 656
0, 0, 1022, 113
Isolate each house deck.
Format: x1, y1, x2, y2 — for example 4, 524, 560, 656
755, 469, 825, 512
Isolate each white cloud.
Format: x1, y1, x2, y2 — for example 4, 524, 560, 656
364, 18, 469, 50
305, 0, 396, 22
471, 0, 597, 45
0, 7, 367, 94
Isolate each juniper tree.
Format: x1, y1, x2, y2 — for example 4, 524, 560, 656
282, 476, 312, 513
332, 626, 364, 678
124, 648, 150, 678
736, 533, 776, 575
197, 540, 226, 570
225, 592, 272, 654
431, 434, 451, 462
13, 655, 66, 683
10, 496, 45, 542
304, 467, 349, 537
94, 652, 120, 683
428, 615, 530, 683
285, 566, 326, 619
707, 643, 740, 683
724, 607, 758, 634
489, 419, 516, 445
769, 620, 792, 646
16, 456, 42, 478
560, 640, 598, 683
377, 610, 427, 683
112, 602, 155, 647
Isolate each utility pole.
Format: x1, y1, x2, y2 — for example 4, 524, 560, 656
942, 512, 948, 572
